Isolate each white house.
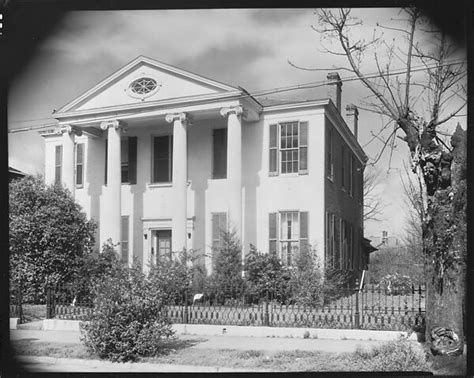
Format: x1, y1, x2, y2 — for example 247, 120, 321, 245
40, 56, 368, 276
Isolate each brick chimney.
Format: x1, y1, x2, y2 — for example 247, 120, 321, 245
346, 104, 359, 140
327, 72, 342, 113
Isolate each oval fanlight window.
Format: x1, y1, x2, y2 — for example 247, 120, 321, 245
129, 77, 158, 95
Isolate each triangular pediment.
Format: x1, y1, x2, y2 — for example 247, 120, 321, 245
57, 56, 240, 114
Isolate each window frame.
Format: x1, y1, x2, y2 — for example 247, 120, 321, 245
279, 210, 300, 266
327, 128, 334, 181
151, 134, 173, 184
75, 143, 84, 188
54, 144, 62, 186
269, 121, 308, 176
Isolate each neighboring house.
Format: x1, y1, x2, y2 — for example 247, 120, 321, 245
9, 166, 27, 182
40, 56, 368, 277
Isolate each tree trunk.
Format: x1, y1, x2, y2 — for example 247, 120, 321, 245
422, 125, 466, 346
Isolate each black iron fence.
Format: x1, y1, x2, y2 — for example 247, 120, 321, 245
47, 281, 425, 331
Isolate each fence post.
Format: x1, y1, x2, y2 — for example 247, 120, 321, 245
264, 291, 269, 327
184, 290, 189, 324
46, 285, 54, 319
354, 279, 360, 329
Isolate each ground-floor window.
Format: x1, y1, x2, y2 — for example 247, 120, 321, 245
211, 212, 227, 250
269, 210, 308, 266
121, 216, 129, 264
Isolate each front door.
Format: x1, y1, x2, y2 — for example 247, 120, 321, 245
152, 229, 172, 264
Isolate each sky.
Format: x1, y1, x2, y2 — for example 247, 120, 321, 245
7, 8, 467, 240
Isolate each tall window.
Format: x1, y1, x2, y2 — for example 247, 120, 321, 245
269, 121, 308, 175
326, 128, 334, 180
212, 212, 227, 250
212, 128, 227, 179
340, 219, 349, 270
325, 212, 336, 268
152, 135, 173, 183
121, 216, 129, 264
269, 211, 308, 266
104, 137, 137, 185
341, 146, 346, 189
75, 143, 84, 187
55, 145, 62, 185
349, 154, 354, 197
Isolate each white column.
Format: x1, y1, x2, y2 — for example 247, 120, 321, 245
60, 125, 76, 196
220, 105, 244, 241
166, 112, 191, 253
100, 120, 124, 257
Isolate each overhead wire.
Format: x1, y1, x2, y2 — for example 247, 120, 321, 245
8, 59, 466, 134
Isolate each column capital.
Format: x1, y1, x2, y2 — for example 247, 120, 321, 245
165, 112, 192, 125
220, 105, 246, 119
57, 125, 83, 136
100, 119, 127, 132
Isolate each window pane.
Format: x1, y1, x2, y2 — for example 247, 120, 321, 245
76, 144, 83, 163
154, 159, 170, 182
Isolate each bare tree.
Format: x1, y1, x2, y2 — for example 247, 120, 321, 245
363, 166, 383, 222
304, 8, 467, 347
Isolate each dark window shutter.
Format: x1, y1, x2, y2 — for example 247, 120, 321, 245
212, 128, 227, 179
55, 145, 62, 185
104, 140, 108, 185
299, 121, 308, 173
299, 211, 309, 253
128, 137, 137, 184
269, 124, 278, 175
269, 212, 277, 254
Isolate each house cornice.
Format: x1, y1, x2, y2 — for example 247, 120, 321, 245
325, 101, 368, 165
54, 91, 244, 122
262, 99, 329, 113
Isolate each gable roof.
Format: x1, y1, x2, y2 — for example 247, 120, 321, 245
55, 55, 241, 115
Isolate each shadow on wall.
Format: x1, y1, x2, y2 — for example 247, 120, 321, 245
242, 120, 263, 256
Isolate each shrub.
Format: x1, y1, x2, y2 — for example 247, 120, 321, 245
80, 258, 174, 362
354, 338, 429, 371
244, 245, 291, 304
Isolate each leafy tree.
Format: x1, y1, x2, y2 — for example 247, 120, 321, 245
244, 245, 291, 303
207, 230, 244, 302
302, 7, 467, 347
80, 258, 174, 362
9, 175, 96, 303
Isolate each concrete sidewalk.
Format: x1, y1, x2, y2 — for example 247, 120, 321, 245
15, 356, 272, 372
11, 328, 386, 353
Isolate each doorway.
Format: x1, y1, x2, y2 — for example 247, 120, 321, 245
151, 229, 172, 264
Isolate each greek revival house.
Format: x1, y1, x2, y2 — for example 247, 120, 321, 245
41, 56, 368, 276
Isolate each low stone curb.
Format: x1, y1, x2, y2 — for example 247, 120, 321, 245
15, 355, 272, 372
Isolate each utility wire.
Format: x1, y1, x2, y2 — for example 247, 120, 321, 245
8, 59, 466, 134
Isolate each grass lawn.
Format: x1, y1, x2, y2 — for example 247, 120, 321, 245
11, 336, 464, 373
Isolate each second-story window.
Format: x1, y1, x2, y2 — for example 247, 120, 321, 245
212, 128, 227, 179
75, 143, 84, 188
269, 121, 308, 176
55, 145, 62, 185
152, 135, 173, 183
